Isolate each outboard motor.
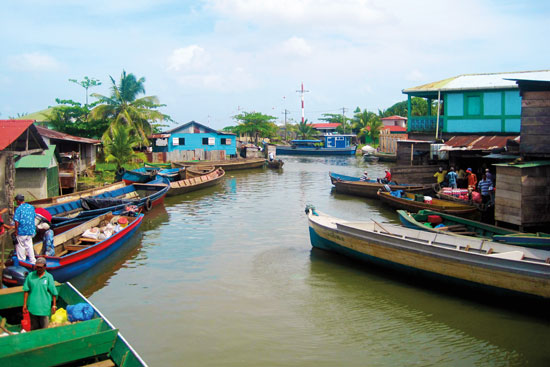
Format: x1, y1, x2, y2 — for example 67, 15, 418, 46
2, 264, 29, 287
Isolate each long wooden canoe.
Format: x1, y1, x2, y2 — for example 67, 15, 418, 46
174, 158, 265, 171
167, 168, 225, 197
306, 206, 550, 299
28, 182, 127, 208
378, 190, 478, 217
329, 172, 433, 199
0, 282, 148, 366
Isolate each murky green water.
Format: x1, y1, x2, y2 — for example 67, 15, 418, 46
71, 156, 550, 366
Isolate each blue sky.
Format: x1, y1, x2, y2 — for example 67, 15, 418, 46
1, 0, 549, 130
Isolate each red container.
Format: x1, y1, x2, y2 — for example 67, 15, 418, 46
427, 215, 443, 225
21, 310, 31, 331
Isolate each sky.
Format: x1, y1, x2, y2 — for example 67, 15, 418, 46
1, 0, 549, 131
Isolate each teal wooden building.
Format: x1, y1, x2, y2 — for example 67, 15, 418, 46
402, 70, 550, 138
150, 121, 237, 162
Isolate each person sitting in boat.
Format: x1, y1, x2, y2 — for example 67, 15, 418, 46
377, 170, 392, 184
446, 167, 458, 189
433, 167, 447, 185
360, 171, 369, 181
37, 222, 55, 256
23, 256, 58, 330
268, 151, 275, 162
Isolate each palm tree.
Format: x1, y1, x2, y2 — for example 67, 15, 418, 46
352, 109, 372, 143
91, 70, 169, 144
366, 115, 384, 144
296, 119, 316, 140
103, 124, 147, 170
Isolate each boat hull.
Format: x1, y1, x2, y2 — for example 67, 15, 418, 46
167, 168, 225, 197
276, 146, 357, 155
307, 209, 550, 299
378, 191, 478, 217
175, 158, 265, 171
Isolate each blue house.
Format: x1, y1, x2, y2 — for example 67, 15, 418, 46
402, 70, 550, 139
151, 121, 237, 161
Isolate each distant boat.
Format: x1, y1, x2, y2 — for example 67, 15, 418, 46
378, 190, 478, 217
2, 212, 144, 285
266, 159, 284, 169
276, 134, 357, 156
329, 172, 433, 199
362, 154, 379, 162
0, 282, 148, 366
373, 151, 397, 162
306, 205, 550, 299
397, 209, 550, 250
167, 168, 225, 197
174, 158, 265, 171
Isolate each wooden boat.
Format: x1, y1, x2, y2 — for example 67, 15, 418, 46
167, 168, 225, 197
44, 178, 169, 228
276, 135, 357, 156
434, 186, 485, 210
2, 212, 144, 286
266, 159, 284, 169
306, 206, 550, 299
122, 167, 184, 184
397, 209, 550, 250
174, 158, 265, 171
28, 181, 127, 208
144, 161, 172, 169
185, 165, 216, 178
373, 151, 397, 162
378, 190, 478, 217
329, 172, 433, 199
0, 282, 148, 366
362, 154, 379, 162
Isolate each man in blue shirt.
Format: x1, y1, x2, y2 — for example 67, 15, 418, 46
446, 167, 458, 189
14, 194, 36, 264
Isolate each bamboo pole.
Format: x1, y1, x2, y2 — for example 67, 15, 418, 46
435, 89, 441, 139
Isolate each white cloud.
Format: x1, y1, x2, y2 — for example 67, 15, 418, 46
281, 37, 312, 57
7, 52, 61, 72
167, 45, 209, 71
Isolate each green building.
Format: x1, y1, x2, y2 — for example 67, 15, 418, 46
402, 70, 550, 138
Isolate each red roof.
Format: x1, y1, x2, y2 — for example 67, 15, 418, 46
311, 123, 341, 128
35, 125, 100, 145
0, 120, 35, 150
381, 115, 407, 120
442, 135, 520, 151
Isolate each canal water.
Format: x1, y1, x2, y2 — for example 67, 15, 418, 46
72, 156, 550, 367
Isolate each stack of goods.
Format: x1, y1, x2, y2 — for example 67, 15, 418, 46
441, 187, 469, 198
81, 216, 129, 241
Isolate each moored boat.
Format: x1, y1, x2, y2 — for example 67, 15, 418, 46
2, 212, 144, 286
174, 158, 265, 171
373, 151, 397, 162
266, 159, 284, 169
378, 190, 478, 217
167, 168, 225, 197
363, 154, 379, 162
185, 165, 216, 177
0, 282, 148, 366
122, 167, 184, 184
28, 181, 127, 208
276, 135, 357, 156
306, 205, 550, 299
144, 161, 172, 169
329, 172, 433, 199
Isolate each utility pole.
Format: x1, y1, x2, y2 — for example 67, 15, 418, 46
341, 107, 348, 133
282, 109, 290, 141
296, 83, 310, 123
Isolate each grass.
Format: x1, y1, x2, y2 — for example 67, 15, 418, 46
78, 162, 144, 188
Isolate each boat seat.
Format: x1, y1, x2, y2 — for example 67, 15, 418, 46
81, 359, 115, 367
65, 244, 93, 252
488, 251, 524, 260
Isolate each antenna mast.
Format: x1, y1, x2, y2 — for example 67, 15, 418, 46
296, 82, 310, 123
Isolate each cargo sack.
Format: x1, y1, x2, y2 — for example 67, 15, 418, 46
51, 308, 68, 324
67, 303, 94, 322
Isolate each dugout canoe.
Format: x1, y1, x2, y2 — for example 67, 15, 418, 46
0, 282, 147, 366
174, 158, 265, 171
329, 172, 433, 199
377, 190, 478, 217
28, 182, 127, 208
305, 205, 550, 299
2, 212, 144, 286
167, 168, 225, 197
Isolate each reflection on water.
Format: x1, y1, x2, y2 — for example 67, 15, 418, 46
71, 156, 550, 367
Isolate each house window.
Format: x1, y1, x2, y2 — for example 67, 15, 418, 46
466, 94, 482, 116
221, 138, 232, 145
202, 137, 215, 145
173, 137, 179, 146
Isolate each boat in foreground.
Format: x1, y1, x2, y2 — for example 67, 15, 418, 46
266, 159, 284, 169
378, 190, 478, 217
167, 167, 225, 197
174, 158, 265, 171
329, 172, 433, 199
2, 212, 144, 286
306, 206, 550, 299
0, 282, 147, 366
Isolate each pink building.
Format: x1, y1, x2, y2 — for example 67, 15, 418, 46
381, 115, 407, 128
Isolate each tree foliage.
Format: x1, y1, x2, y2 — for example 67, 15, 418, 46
295, 119, 316, 140
47, 98, 109, 139
103, 123, 147, 169
232, 111, 278, 145
91, 70, 171, 144
68, 76, 102, 106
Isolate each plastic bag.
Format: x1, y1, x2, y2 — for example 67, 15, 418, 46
51, 308, 68, 324
21, 310, 31, 331
67, 303, 94, 322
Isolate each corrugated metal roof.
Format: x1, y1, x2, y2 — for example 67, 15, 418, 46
403, 70, 550, 93
164, 120, 235, 136
311, 123, 340, 128
441, 135, 520, 151
494, 160, 550, 168
35, 125, 100, 145
0, 120, 47, 151
15, 145, 56, 168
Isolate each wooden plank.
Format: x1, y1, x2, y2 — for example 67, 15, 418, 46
81, 359, 115, 367
495, 197, 521, 209
495, 174, 521, 188
494, 212, 521, 225
521, 107, 550, 117
65, 244, 91, 252
523, 91, 550, 100
520, 116, 550, 125
494, 188, 521, 200
522, 99, 550, 108
521, 125, 550, 134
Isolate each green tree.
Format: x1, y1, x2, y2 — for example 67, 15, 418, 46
352, 109, 377, 143
366, 115, 384, 144
385, 101, 408, 117
47, 98, 109, 139
232, 111, 278, 145
91, 70, 170, 144
68, 76, 102, 107
103, 124, 147, 169
295, 119, 316, 140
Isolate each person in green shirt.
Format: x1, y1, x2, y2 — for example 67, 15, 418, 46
23, 257, 58, 330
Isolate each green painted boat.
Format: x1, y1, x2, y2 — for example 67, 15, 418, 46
144, 162, 173, 169
0, 282, 147, 367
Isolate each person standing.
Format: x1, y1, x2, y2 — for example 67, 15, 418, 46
447, 167, 458, 189
485, 168, 493, 182
14, 194, 36, 264
22, 257, 58, 330
466, 168, 477, 191
433, 167, 447, 185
